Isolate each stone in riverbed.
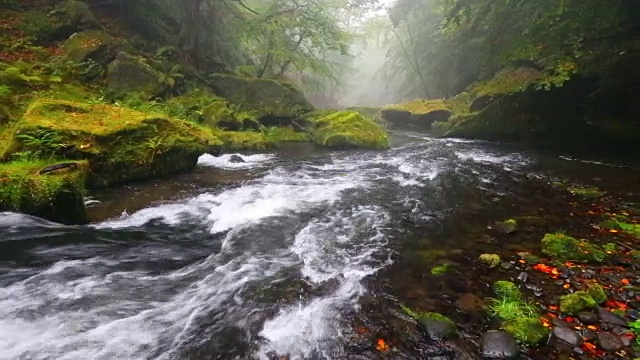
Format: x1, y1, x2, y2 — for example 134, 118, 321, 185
559, 291, 597, 315
481, 331, 519, 359
596, 306, 628, 327
552, 326, 583, 347
596, 332, 625, 352
455, 293, 485, 312
417, 313, 457, 340
577, 312, 599, 324
478, 253, 501, 268
229, 155, 245, 163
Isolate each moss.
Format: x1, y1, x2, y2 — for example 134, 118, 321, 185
559, 291, 597, 315
430, 263, 449, 276
305, 110, 388, 149
61, 30, 119, 64
501, 318, 550, 345
400, 305, 454, 324
0, 160, 88, 224
567, 186, 604, 198
471, 67, 543, 97
380, 99, 452, 130
478, 253, 501, 268
493, 281, 523, 300
345, 106, 382, 122
384, 99, 450, 114
262, 126, 311, 144
586, 284, 608, 304
3, 99, 221, 187
499, 219, 518, 233
107, 52, 166, 98
214, 130, 268, 150
541, 233, 609, 263
600, 217, 640, 238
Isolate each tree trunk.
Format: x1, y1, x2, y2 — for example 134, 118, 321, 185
180, 0, 203, 69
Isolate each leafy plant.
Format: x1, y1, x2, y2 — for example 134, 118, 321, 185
488, 296, 538, 321
629, 320, 640, 346
13, 129, 67, 160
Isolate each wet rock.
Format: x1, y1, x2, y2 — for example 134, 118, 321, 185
478, 253, 501, 268
552, 326, 583, 347
481, 331, 519, 359
500, 262, 515, 270
229, 155, 246, 163
581, 329, 596, 341
627, 309, 640, 320
577, 312, 599, 324
107, 52, 167, 98
418, 316, 457, 340
596, 332, 625, 352
516, 272, 528, 282
596, 306, 628, 327
455, 293, 485, 312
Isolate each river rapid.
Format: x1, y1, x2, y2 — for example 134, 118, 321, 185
0, 133, 638, 360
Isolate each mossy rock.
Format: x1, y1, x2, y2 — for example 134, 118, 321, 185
107, 52, 167, 99
541, 233, 609, 263
586, 284, 608, 304
209, 74, 314, 122
381, 99, 452, 131
213, 131, 269, 150
493, 281, 522, 300
478, 253, 501, 268
559, 291, 597, 315
61, 30, 120, 65
48, 0, 102, 41
202, 99, 260, 131
0, 160, 88, 224
501, 318, 549, 345
430, 263, 449, 275
303, 110, 389, 149
2, 99, 221, 187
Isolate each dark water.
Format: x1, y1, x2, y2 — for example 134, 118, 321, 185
0, 133, 638, 360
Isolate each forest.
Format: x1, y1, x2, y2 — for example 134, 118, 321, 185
0, 1, 639, 359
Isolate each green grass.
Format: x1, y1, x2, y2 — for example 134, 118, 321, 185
487, 296, 538, 321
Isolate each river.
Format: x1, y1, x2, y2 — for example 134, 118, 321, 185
0, 132, 638, 360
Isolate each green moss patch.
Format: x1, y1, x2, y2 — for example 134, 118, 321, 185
400, 305, 454, 324
430, 263, 449, 276
600, 215, 640, 238
541, 233, 609, 263
471, 67, 543, 97
501, 318, 549, 345
380, 99, 452, 130
214, 131, 269, 150
559, 291, 597, 315
305, 110, 388, 149
478, 253, 501, 268
567, 185, 604, 198
493, 281, 523, 301
3, 99, 221, 187
0, 160, 88, 224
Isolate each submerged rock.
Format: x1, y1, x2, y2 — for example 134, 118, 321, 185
481, 331, 519, 359
559, 291, 597, 315
229, 155, 245, 163
501, 318, 549, 345
540, 233, 609, 263
455, 293, 485, 312
1, 99, 221, 188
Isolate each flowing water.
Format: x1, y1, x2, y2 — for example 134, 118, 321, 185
0, 133, 638, 360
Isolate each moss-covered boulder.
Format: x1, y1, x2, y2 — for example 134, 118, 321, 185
61, 30, 120, 65
501, 318, 549, 345
0, 160, 88, 224
586, 284, 608, 304
208, 74, 314, 123
560, 291, 597, 315
380, 99, 452, 131
202, 98, 260, 131
493, 281, 523, 300
478, 253, 501, 268
540, 233, 609, 263
107, 52, 167, 98
1, 99, 221, 187
48, 0, 102, 41
302, 110, 389, 149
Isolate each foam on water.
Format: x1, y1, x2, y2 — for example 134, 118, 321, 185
197, 153, 276, 169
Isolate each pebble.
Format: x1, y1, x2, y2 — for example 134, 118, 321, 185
627, 309, 640, 320
455, 293, 485, 312
481, 331, 519, 359
596, 332, 625, 352
581, 329, 596, 341
577, 311, 598, 324
501, 262, 515, 270
596, 306, 628, 327
552, 326, 583, 347
516, 272, 528, 282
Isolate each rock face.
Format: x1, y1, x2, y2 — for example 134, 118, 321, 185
380, 99, 452, 131
209, 74, 314, 123
481, 331, 519, 359
61, 30, 120, 65
107, 52, 167, 98
1, 99, 221, 188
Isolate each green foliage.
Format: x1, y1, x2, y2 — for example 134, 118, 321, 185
628, 320, 640, 346
586, 284, 607, 304
493, 281, 522, 301
306, 110, 389, 149
13, 129, 67, 161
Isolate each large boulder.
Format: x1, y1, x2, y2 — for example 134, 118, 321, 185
1, 99, 221, 187
48, 0, 102, 41
208, 74, 314, 123
380, 99, 452, 131
0, 160, 89, 224
301, 110, 389, 149
107, 52, 167, 98
61, 30, 120, 65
